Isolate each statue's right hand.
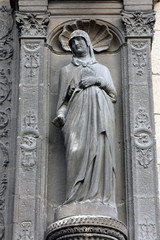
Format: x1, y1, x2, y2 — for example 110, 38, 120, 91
52, 114, 65, 128
68, 87, 75, 97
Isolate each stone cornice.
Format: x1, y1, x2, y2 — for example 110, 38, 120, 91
15, 12, 50, 38
121, 10, 156, 37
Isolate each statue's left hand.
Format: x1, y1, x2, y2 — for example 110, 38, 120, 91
79, 77, 100, 89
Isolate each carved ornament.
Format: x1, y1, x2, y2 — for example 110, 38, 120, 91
18, 222, 33, 240
139, 217, 157, 240
59, 19, 113, 53
15, 12, 50, 38
131, 42, 147, 76
23, 111, 38, 130
0, 69, 11, 104
0, 213, 4, 239
46, 216, 127, 240
0, 142, 9, 236
24, 42, 41, 51
0, 173, 7, 211
0, 142, 9, 168
121, 10, 156, 37
134, 108, 153, 168
0, 6, 13, 239
20, 111, 39, 170
24, 52, 40, 78
0, 110, 9, 129
23, 42, 41, 78
0, 39, 13, 61
0, 6, 13, 40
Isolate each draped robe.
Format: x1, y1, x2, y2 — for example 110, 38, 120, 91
56, 60, 117, 212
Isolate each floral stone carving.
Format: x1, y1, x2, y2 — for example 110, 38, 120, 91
0, 38, 13, 61
15, 12, 50, 37
139, 217, 157, 240
0, 5, 13, 240
121, 10, 156, 37
134, 108, 153, 168
18, 222, 34, 240
24, 52, 40, 78
59, 19, 113, 52
0, 110, 9, 129
0, 213, 4, 239
131, 42, 147, 76
0, 6, 13, 40
20, 111, 39, 170
23, 42, 41, 78
0, 69, 11, 105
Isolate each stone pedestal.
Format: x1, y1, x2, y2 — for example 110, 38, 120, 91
54, 202, 118, 221
46, 216, 127, 240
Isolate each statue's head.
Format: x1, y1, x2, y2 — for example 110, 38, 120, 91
69, 30, 94, 58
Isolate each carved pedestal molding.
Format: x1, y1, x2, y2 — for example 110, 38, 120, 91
13, 11, 50, 240
121, 10, 159, 240
46, 216, 128, 240
0, 4, 13, 240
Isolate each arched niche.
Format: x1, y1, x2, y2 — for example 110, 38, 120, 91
45, 18, 127, 226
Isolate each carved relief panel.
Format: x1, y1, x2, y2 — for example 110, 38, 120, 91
20, 111, 39, 171
134, 108, 153, 168
0, 5, 14, 239
13, 11, 50, 240
125, 34, 159, 240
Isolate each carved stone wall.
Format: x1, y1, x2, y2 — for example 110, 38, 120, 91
12, 12, 50, 240
0, 3, 15, 240
121, 9, 160, 240
1, 0, 159, 240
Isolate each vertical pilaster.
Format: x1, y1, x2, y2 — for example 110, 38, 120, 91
13, 12, 50, 240
122, 10, 159, 240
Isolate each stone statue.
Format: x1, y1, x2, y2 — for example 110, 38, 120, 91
53, 30, 118, 219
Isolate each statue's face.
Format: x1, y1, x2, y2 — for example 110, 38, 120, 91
70, 37, 89, 57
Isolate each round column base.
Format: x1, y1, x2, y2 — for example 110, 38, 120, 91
46, 216, 128, 240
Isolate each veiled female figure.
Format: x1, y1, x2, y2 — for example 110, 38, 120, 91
53, 30, 117, 219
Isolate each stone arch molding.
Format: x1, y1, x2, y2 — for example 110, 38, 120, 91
47, 19, 125, 55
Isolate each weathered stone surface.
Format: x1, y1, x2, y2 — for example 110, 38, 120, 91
13, 12, 50, 240
152, 75, 160, 113
123, 34, 160, 239
46, 216, 127, 240
155, 115, 160, 164
121, 10, 156, 37
0, 2, 15, 240
152, 2, 160, 205
123, 0, 153, 11
152, 31, 160, 75
1, 1, 159, 240
19, 0, 48, 11
15, 12, 50, 38
49, 1, 123, 15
